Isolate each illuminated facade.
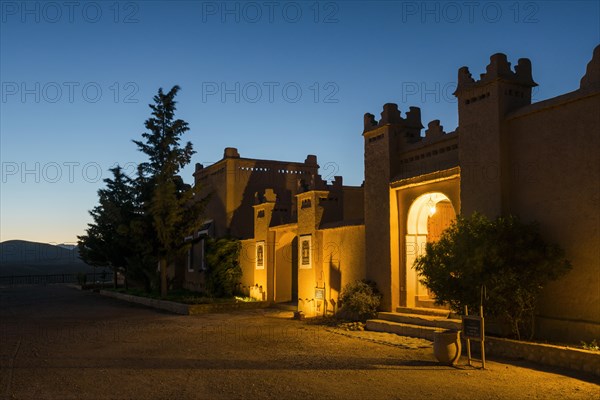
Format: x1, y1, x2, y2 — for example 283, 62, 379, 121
177, 45, 599, 343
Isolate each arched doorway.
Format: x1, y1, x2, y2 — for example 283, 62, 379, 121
405, 192, 456, 309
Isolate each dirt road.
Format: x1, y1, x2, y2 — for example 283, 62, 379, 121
1, 286, 598, 399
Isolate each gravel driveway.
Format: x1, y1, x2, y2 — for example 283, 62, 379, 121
1, 286, 598, 399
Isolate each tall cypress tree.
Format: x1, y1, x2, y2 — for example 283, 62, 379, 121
133, 85, 204, 297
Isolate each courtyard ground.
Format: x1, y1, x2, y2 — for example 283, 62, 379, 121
0, 285, 598, 400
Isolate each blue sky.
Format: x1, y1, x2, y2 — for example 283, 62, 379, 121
1, 0, 598, 244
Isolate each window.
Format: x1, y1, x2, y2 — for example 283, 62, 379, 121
256, 241, 265, 270
199, 239, 206, 271
299, 235, 312, 269
187, 246, 194, 272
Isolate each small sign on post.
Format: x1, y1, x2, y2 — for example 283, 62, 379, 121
315, 287, 325, 316
463, 305, 485, 369
315, 287, 324, 300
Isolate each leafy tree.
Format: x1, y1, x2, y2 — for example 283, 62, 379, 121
78, 167, 136, 288
414, 213, 572, 340
205, 237, 242, 298
133, 85, 205, 297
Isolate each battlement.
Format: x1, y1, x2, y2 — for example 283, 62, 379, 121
393, 120, 459, 181
454, 53, 537, 96
413, 120, 455, 145
363, 103, 424, 133
298, 174, 344, 193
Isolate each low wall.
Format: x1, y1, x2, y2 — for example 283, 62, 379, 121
467, 336, 600, 376
99, 290, 269, 315
188, 301, 270, 315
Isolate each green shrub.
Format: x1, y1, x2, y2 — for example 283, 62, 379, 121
581, 340, 599, 351
205, 237, 242, 298
338, 280, 382, 322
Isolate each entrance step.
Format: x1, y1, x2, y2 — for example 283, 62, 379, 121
377, 312, 461, 331
366, 309, 462, 341
365, 319, 443, 341
414, 298, 449, 310
396, 306, 450, 317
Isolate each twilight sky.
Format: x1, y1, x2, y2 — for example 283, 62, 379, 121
1, 0, 598, 244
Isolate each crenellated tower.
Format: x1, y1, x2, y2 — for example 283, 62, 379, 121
454, 53, 537, 216
363, 103, 423, 310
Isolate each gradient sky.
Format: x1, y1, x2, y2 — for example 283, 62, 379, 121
1, 0, 598, 244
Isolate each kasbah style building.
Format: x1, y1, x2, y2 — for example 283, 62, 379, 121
170, 46, 599, 344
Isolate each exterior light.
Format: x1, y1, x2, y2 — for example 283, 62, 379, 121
427, 196, 436, 215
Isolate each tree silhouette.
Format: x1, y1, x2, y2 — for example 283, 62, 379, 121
78, 167, 136, 288
133, 85, 205, 297
80, 86, 206, 295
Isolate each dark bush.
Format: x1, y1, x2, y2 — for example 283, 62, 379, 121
205, 237, 242, 298
338, 280, 382, 322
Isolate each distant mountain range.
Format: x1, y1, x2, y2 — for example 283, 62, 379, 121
56, 243, 78, 251
0, 240, 100, 276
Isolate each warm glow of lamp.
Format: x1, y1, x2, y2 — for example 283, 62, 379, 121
427, 196, 436, 215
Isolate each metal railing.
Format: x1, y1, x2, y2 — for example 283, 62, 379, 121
0, 273, 110, 286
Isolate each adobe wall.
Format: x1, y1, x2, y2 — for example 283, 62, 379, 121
239, 239, 261, 299
295, 221, 366, 318
320, 224, 366, 313
195, 161, 228, 237
506, 90, 600, 342
342, 186, 364, 222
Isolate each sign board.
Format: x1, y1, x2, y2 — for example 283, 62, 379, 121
315, 287, 324, 301
464, 305, 486, 369
462, 316, 484, 341
299, 235, 312, 269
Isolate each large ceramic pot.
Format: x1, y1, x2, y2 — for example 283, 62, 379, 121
433, 330, 462, 365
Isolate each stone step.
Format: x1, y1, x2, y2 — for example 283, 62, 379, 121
378, 312, 462, 331
396, 306, 451, 317
366, 319, 444, 341
414, 298, 449, 310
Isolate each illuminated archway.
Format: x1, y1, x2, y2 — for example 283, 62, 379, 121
405, 192, 456, 308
